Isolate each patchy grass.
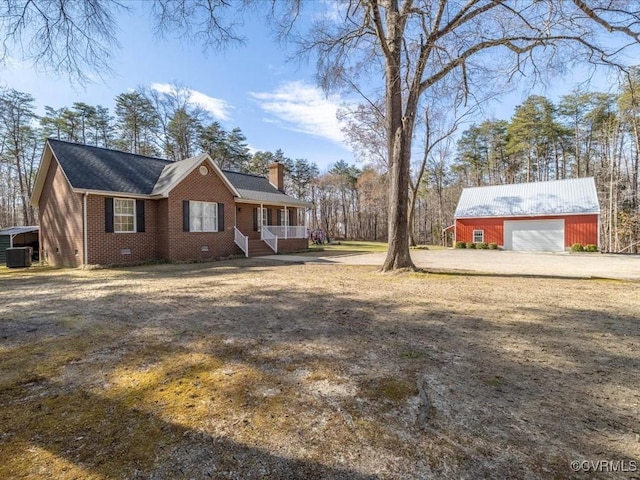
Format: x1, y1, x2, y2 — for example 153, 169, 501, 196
307, 240, 389, 254
0, 263, 57, 276
400, 350, 426, 359
359, 377, 418, 404
306, 241, 446, 257
0, 260, 638, 479
484, 375, 505, 389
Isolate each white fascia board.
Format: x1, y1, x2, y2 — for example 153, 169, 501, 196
234, 198, 313, 208
73, 189, 152, 199
454, 211, 600, 220
30, 142, 55, 206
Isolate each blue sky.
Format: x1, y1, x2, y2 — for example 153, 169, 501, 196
1, 3, 637, 171
2, 4, 352, 170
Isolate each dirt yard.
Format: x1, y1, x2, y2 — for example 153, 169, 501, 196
0, 260, 638, 479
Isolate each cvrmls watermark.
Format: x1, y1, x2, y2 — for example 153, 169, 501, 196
570, 459, 637, 473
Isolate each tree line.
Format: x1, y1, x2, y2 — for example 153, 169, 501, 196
328, 74, 640, 253
3, 1, 640, 270
453, 74, 640, 253
0, 80, 397, 242
2, 76, 639, 253
0, 84, 388, 238
0, 85, 320, 227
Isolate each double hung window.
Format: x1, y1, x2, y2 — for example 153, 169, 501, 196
114, 199, 135, 233
190, 201, 218, 232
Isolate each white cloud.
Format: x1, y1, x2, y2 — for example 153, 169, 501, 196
250, 81, 345, 144
150, 83, 231, 121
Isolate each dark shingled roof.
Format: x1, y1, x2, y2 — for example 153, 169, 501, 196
46, 139, 312, 206
48, 139, 170, 194
222, 170, 312, 207
222, 170, 274, 191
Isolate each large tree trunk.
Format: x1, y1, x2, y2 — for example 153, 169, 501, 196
382, 137, 415, 271
629, 109, 639, 254
379, 3, 418, 271
380, 8, 416, 272
408, 200, 417, 247
381, 96, 417, 270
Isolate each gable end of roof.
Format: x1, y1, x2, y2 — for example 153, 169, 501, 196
151, 154, 240, 197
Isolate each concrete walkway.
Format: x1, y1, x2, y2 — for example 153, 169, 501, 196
257, 249, 640, 281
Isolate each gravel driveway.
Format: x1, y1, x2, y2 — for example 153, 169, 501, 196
268, 249, 640, 281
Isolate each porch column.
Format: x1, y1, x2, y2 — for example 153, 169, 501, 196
260, 203, 264, 239
303, 208, 308, 238
284, 205, 288, 239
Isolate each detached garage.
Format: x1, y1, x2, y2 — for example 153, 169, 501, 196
453, 178, 600, 252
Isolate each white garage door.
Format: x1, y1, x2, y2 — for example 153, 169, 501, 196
504, 219, 564, 252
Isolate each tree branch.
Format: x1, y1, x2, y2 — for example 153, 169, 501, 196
572, 0, 640, 42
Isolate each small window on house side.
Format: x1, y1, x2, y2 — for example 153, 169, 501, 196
473, 230, 484, 243
190, 201, 218, 232
114, 199, 136, 233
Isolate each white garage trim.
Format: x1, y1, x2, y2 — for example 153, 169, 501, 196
504, 219, 564, 252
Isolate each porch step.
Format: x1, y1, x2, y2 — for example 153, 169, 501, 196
248, 239, 275, 257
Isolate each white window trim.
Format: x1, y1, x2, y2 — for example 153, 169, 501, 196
190, 201, 218, 233
259, 207, 268, 231
114, 198, 136, 233
473, 229, 484, 243
280, 209, 289, 226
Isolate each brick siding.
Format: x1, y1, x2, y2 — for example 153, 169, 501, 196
83, 160, 241, 265
277, 238, 309, 252
86, 197, 158, 265
39, 158, 84, 267
163, 161, 239, 261
40, 155, 308, 267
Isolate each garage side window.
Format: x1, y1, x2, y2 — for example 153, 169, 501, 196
473, 229, 484, 243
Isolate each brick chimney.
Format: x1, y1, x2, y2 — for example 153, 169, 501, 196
268, 162, 285, 192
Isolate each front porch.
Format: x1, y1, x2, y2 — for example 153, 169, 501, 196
233, 202, 309, 257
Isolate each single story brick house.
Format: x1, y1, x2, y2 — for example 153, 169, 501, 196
451, 177, 600, 251
30, 139, 312, 267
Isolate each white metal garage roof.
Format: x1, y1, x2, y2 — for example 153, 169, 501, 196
0, 226, 39, 236
454, 177, 600, 219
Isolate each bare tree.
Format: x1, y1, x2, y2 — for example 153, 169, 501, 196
0, 0, 244, 83
0, 0, 124, 82
0, 88, 38, 224
146, 83, 209, 161
151, 0, 246, 51
338, 100, 388, 169
299, 1, 640, 271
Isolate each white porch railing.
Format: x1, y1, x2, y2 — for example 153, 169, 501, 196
234, 227, 249, 257
261, 228, 278, 253
262, 226, 308, 239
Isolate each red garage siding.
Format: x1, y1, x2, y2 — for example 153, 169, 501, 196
563, 215, 599, 246
456, 214, 599, 248
456, 218, 504, 245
